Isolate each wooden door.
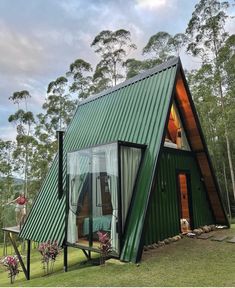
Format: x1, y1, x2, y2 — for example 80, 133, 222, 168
178, 173, 191, 231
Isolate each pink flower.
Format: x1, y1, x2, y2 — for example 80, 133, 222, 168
0, 255, 20, 280
97, 231, 112, 255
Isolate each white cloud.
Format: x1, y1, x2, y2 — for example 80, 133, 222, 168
135, 0, 172, 10
0, 125, 17, 141
225, 17, 235, 35
59, 0, 83, 18
0, 20, 45, 76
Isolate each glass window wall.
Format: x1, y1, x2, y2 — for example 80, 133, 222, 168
67, 142, 144, 255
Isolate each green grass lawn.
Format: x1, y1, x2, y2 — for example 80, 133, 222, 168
1, 225, 235, 287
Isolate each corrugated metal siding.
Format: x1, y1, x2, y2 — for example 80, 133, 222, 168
20, 62, 178, 262
144, 148, 214, 246
19, 157, 66, 245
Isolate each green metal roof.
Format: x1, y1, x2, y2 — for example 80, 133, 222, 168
19, 57, 179, 262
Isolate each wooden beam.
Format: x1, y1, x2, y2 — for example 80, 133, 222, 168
63, 246, 68, 272
82, 249, 90, 260
27, 240, 31, 280
7, 232, 29, 280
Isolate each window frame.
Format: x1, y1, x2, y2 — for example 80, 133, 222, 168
66, 140, 147, 256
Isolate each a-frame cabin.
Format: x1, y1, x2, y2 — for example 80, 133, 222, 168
19, 57, 229, 265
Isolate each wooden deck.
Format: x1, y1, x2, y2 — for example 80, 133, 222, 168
2, 226, 20, 234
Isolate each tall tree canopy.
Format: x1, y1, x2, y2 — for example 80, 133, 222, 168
186, 0, 229, 60
91, 29, 137, 88
8, 90, 36, 198
186, 0, 235, 203
34, 76, 75, 183
67, 59, 93, 99
143, 31, 188, 62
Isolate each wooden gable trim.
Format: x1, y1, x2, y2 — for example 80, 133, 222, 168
175, 67, 229, 226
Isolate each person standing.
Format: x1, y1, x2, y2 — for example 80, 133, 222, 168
8, 193, 28, 228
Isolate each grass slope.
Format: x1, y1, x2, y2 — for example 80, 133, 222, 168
0, 225, 235, 287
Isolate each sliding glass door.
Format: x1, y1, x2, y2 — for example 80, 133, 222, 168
67, 141, 145, 255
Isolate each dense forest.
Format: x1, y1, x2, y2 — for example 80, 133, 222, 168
0, 0, 234, 240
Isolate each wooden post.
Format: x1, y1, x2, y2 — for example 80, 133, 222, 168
3, 231, 7, 256
7, 232, 28, 279
63, 246, 68, 272
27, 240, 31, 280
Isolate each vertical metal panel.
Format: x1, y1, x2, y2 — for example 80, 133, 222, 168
144, 148, 214, 246
19, 60, 178, 262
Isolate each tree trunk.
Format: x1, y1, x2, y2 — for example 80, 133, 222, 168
114, 61, 117, 86
218, 80, 235, 201
210, 20, 235, 202
24, 143, 28, 198
224, 126, 235, 200
223, 161, 231, 222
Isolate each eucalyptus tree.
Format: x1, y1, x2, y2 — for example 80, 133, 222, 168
124, 58, 145, 79
217, 35, 235, 135
124, 58, 161, 79
186, 0, 235, 201
217, 35, 235, 198
124, 32, 187, 80
186, 0, 230, 61
168, 33, 188, 56
46, 76, 68, 130
0, 148, 13, 240
67, 59, 93, 99
91, 29, 137, 87
143, 32, 173, 62
35, 76, 75, 152
0, 139, 15, 201
90, 64, 113, 94
9, 90, 31, 111
34, 76, 76, 188
44, 76, 75, 131
8, 91, 36, 198
143, 31, 187, 62
187, 65, 224, 186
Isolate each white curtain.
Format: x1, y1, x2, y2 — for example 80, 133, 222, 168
67, 152, 89, 243
67, 209, 77, 243
105, 144, 119, 254
121, 147, 141, 228
92, 152, 103, 217
67, 153, 79, 243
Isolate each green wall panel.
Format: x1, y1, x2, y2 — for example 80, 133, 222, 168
144, 148, 214, 246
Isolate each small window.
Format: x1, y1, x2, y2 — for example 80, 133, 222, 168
165, 101, 190, 150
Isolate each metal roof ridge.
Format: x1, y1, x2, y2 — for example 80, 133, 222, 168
78, 57, 180, 106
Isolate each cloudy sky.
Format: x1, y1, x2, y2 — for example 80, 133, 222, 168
0, 0, 234, 141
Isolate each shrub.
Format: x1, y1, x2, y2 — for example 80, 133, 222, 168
38, 240, 61, 275
97, 231, 112, 265
0, 255, 20, 284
